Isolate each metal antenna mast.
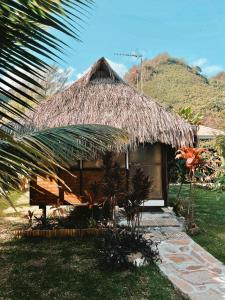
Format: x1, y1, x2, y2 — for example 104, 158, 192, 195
114, 52, 143, 92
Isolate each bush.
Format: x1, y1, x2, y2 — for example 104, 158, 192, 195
57, 206, 104, 229
98, 228, 159, 269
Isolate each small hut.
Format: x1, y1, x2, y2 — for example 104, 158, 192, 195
197, 125, 225, 141
23, 57, 194, 207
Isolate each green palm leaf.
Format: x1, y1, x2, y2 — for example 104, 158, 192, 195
0, 0, 93, 124
0, 125, 128, 200
0, 1, 130, 209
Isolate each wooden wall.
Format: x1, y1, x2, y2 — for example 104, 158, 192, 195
30, 169, 127, 206
30, 144, 168, 206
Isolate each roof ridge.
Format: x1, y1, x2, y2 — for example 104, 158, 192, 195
82, 57, 123, 84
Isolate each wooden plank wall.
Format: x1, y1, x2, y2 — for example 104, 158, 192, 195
30, 169, 127, 206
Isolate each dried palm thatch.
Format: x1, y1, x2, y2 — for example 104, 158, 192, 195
18, 57, 194, 148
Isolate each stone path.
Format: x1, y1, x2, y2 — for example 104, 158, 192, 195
145, 231, 225, 300
117, 207, 185, 233
137, 208, 225, 299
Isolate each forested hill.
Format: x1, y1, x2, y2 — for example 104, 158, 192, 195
124, 54, 225, 129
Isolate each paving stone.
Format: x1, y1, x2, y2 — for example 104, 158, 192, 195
181, 270, 219, 285
167, 254, 193, 264
119, 209, 225, 300
186, 265, 204, 271
154, 234, 225, 299
191, 289, 224, 300
190, 250, 206, 264
180, 246, 190, 252
210, 267, 222, 274
168, 275, 194, 294
167, 239, 190, 246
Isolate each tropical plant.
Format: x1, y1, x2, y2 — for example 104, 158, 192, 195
101, 152, 125, 227
175, 147, 206, 178
5, 65, 73, 117
177, 107, 203, 126
123, 168, 151, 234
0, 0, 93, 125
99, 228, 159, 269
0, 0, 129, 204
0, 125, 128, 201
175, 147, 207, 233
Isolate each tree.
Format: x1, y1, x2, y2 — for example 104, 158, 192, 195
1, 0, 92, 124
4, 65, 73, 117
0, 1, 128, 203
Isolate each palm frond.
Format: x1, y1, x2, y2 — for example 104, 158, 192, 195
0, 0, 93, 125
0, 125, 128, 200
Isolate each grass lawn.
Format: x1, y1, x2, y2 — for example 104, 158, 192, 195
169, 184, 225, 264
0, 193, 181, 300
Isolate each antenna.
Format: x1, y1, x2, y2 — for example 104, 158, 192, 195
114, 52, 143, 92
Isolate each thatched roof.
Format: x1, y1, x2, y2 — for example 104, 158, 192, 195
19, 57, 194, 148
198, 125, 225, 140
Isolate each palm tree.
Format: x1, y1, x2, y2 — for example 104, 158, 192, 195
0, 0, 93, 124
0, 0, 128, 202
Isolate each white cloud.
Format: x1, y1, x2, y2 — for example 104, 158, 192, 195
106, 59, 128, 78
1, 66, 75, 92
203, 65, 223, 76
192, 58, 223, 76
192, 58, 207, 68
76, 67, 90, 79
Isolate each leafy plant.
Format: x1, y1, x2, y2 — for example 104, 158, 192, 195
175, 147, 206, 178
175, 147, 209, 233
101, 152, 126, 226
25, 210, 35, 227
5, 65, 73, 118
0, 125, 128, 203
123, 168, 151, 233
33, 215, 54, 230
0, 0, 92, 124
177, 107, 203, 126
0, 0, 131, 209
99, 228, 159, 269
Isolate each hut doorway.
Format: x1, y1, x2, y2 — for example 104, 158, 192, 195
129, 143, 166, 206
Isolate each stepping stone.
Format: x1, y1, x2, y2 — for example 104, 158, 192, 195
148, 232, 225, 300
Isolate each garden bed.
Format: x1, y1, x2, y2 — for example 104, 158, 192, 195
13, 228, 107, 238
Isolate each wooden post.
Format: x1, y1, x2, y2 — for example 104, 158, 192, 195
39, 205, 47, 219
125, 150, 129, 191
161, 145, 168, 207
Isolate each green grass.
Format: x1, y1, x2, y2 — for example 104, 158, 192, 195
2, 185, 225, 299
0, 193, 181, 300
0, 237, 181, 300
169, 184, 225, 263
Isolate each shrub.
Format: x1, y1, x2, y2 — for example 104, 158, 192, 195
123, 168, 151, 233
99, 228, 159, 269
58, 206, 104, 229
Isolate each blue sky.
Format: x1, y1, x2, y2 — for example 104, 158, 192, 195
56, 0, 225, 81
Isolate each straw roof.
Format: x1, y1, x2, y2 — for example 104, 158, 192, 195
197, 125, 225, 140
19, 57, 194, 148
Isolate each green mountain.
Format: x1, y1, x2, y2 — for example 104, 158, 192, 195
124, 54, 225, 129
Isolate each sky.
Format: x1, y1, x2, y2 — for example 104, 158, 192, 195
55, 0, 225, 81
